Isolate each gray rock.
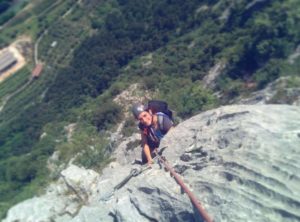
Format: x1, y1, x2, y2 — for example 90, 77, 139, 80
60, 164, 99, 202
203, 62, 226, 89
69, 205, 112, 222
4, 105, 300, 222
113, 133, 141, 165
161, 105, 300, 222
236, 77, 300, 105
288, 45, 300, 64
3, 165, 99, 222
2, 195, 72, 222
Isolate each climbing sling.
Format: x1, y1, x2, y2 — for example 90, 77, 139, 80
113, 166, 151, 190
99, 158, 156, 201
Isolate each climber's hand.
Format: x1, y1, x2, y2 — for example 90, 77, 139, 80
147, 159, 154, 167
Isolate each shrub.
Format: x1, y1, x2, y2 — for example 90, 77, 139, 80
5, 156, 38, 183
254, 59, 282, 89
74, 139, 112, 171
158, 79, 218, 118
109, 81, 128, 96
121, 118, 138, 137
142, 76, 157, 90
92, 101, 123, 131
175, 83, 218, 118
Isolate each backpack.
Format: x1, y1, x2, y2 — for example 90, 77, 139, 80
147, 100, 173, 120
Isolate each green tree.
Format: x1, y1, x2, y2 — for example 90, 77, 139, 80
92, 102, 123, 130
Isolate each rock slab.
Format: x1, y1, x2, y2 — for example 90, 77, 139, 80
3, 105, 300, 222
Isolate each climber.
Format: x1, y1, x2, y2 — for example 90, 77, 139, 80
132, 101, 173, 166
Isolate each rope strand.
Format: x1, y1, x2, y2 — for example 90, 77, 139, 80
156, 153, 213, 222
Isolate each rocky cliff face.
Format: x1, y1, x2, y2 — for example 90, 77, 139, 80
3, 105, 300, 222
236, 77, 300, 106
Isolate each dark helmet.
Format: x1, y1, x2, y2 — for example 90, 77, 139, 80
132, 103, 147, 119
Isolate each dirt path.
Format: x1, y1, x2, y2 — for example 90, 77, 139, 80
0, 79, 33, 112
0, 96, 9, 112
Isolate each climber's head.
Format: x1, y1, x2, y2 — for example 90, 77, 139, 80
132, 103, 152, 126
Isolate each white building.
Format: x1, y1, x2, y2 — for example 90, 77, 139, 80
0, 50, 17, 75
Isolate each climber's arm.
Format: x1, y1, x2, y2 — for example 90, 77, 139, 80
141, 132, 153, 165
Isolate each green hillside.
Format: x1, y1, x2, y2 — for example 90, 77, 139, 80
0, 0, 299, 218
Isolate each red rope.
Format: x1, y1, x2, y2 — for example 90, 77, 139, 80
157, 155, 213, 222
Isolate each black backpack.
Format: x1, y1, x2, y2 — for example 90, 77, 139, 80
147, 100, 173, 120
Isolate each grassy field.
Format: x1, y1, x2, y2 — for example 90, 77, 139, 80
0, 0, 29, 26
0, 67, 30, 99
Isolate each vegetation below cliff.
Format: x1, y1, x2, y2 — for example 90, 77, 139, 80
0, 0, 299, 218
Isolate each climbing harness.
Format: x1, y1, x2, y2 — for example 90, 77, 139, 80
154, 150, 213, 222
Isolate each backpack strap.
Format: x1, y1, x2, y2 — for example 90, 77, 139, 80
157, 112, 167, 134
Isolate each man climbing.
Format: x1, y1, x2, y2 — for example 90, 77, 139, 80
132, 101, 173, 166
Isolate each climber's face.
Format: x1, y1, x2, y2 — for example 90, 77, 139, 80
138, 111, 152, 126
